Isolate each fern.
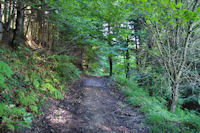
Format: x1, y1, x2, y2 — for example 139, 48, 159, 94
120, 78, 200, 132
42, 83, 63, 99
33, 79, 40, 89
0, 61, 12, 90
0, 61, 13, 78
29, 105, 38, 113
0, 48, 79, 131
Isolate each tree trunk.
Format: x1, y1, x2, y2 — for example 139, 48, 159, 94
0, 2, 2, 22
108, 23, 113, 76
0, 22, 3, 41
135, 37, 139, 71
170, 82, 179, 112
4, 0, 8, 23
11, 2, 24, 48
126, 38, 130, 78
0, 3, 3, 41
11, 0, 15, 29
80, 48, 84, 71
6, 0, 12, 31
37, 9, 43, 43
109, 56, 113, 76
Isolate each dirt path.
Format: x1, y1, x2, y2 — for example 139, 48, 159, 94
24, 76, 148, 133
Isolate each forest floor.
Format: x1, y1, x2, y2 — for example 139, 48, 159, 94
22, 76, 148, 133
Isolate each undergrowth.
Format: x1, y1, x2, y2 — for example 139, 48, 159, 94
114, 75, 200, 133
0, 46, 80, 131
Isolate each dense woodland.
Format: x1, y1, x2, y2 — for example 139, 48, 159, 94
0, 0, 200, 132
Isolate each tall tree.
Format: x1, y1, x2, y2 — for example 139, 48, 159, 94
135, 0, 200, 112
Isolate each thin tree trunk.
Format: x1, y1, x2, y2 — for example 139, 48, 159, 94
170, 82, 179, 112
109, 56, 113, 76
0, 2, 2, 22
135, 37, 139, 71
126, 38, 130, 78
7, 0, 12, 31
0, 3, 3, 41
11, 0, 15, 29
108, 23, 113, 76
4, 0, 7, 23
80, 48, 84, 71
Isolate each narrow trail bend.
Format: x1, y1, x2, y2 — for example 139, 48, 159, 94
25, 76, 148, 133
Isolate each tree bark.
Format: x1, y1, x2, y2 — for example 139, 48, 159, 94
0, 3, 3, 41
109, 56, 113, 76
135, 37, 139, 71
108, 23, 113, 76
11, 2, 24, 48
170, 82, 179, 112
4, 0, 8, 23
0, 2, 2, 22
6, 0, 12, 31
126, 38, 130, 78
11, 0, 15, 29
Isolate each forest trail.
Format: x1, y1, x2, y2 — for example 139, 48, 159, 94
24, 76, 148, 133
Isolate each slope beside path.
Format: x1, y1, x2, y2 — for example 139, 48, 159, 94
22, 76, 148, 133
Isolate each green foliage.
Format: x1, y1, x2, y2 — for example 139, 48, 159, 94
0, 59, 32, 130
1, 0, 199, 132
0, 61, 13, 89
49, 55, 80, 82
0, 61, 13, 78
0, 47, 80, 131
41, 82, 63, 99
114, 76, 200, 132
0, 103, 31, 130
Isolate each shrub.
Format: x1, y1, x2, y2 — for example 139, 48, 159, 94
48, 55, 80, 82
114, 75, 200, 132
0, 47, 80, 131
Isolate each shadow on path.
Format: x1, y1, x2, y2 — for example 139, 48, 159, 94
23, 76, 148, 133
